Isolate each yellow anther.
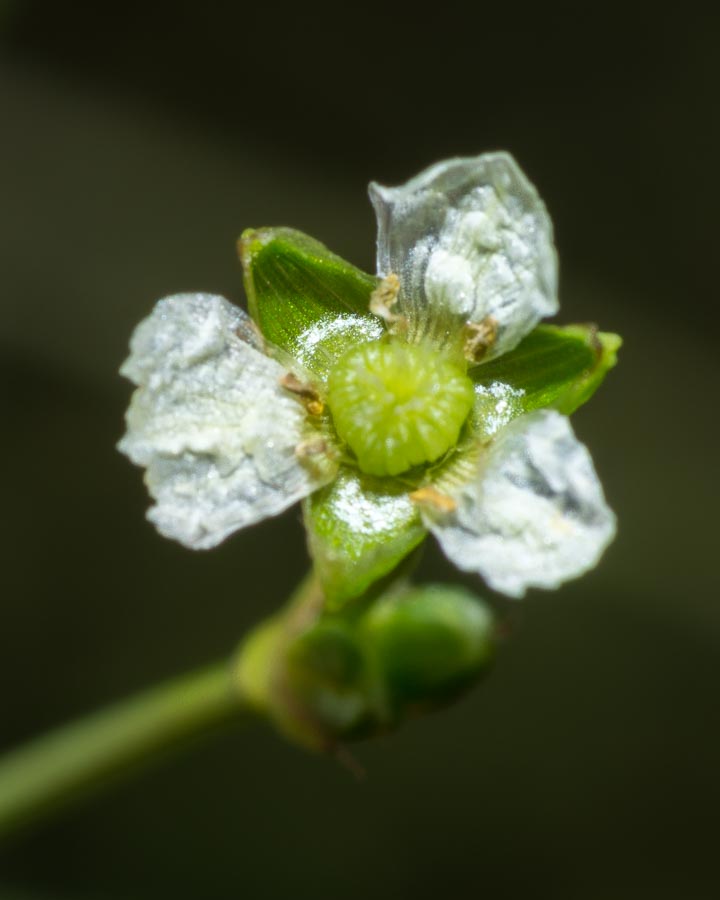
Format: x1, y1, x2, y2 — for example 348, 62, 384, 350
409, 486, 458, 513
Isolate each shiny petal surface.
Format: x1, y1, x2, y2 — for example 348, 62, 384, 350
426, 411, 615, 597
118, 293, 337, 549
370, 153, 558, 360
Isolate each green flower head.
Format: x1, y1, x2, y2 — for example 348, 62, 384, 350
119, 153, 620, 607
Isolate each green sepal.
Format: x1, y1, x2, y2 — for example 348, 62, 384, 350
303, 468, 427, 611
471, 324, 621, 439
239, 227, 382, 381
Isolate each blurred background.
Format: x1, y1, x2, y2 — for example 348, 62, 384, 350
1, 2, 719, 897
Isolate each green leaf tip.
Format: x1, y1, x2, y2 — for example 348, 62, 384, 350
239, 227, 381, 380
541, 324, 621, 414
471, 323, 622, 438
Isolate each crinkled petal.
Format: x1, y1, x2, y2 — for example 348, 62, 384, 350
425, 410, 615, 597
118, 293, 338, 549
369, 153, 558, 360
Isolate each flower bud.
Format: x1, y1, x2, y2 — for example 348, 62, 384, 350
362, 585, 496, 716
285, 620, 374, 739
236, 580, 497, 750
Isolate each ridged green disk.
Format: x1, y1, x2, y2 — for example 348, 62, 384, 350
327, 341, 474, 477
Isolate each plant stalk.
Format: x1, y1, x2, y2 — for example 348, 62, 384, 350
0, 661, 248, 839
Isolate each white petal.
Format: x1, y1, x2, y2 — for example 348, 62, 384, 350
369, 153, 558, 359
118, 293, 337, 549
425, 411, 615, 597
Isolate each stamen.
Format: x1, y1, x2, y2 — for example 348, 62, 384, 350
463, 315, 499, 362
369, 273, 408, 332
280, 372, 325, 416
409, 486, 458, 513
295, 437, 328, 458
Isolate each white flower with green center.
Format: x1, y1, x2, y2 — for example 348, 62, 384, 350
119, 153, 620, 606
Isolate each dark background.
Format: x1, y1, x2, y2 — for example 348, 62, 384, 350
1, 3, 719, 898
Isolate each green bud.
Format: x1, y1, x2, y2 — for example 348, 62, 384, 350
236, 577, 497, 751
236, 583, 376, 749
362, 584, 496, 715
288, 619, 364, 687
285, 620, 374, 740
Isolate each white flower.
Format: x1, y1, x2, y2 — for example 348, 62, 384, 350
119, 153, 616, 598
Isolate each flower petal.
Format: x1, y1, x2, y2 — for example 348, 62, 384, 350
369, 153, 558, 360
470, 324, 622, 440
118, 293, 338, 549
425, 410, 615, 597
240, 228, 382, 382
303, 468, 426, 610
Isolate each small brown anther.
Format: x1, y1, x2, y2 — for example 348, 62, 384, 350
370, 273, 407, 332
280, 373, 325, 415
463, 315, 499, 362
295, 437, 329, 458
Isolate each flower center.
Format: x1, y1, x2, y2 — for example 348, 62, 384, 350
327, 341, 475, 477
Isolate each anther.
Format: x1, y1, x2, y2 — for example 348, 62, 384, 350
409, 486, 458, 513
295, 437, 329, 458
370, 273, 407, 332
280, 372, 325, 416
463, 315, 499, 362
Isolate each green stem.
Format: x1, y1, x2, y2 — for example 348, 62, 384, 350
0, 661, 249, 839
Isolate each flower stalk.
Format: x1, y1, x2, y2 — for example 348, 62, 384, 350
0, 570, 498, 838
0, 662, 248, 839
0, 573, 328, 838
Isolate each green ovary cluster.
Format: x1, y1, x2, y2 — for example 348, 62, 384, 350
327, 341, 475, 477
